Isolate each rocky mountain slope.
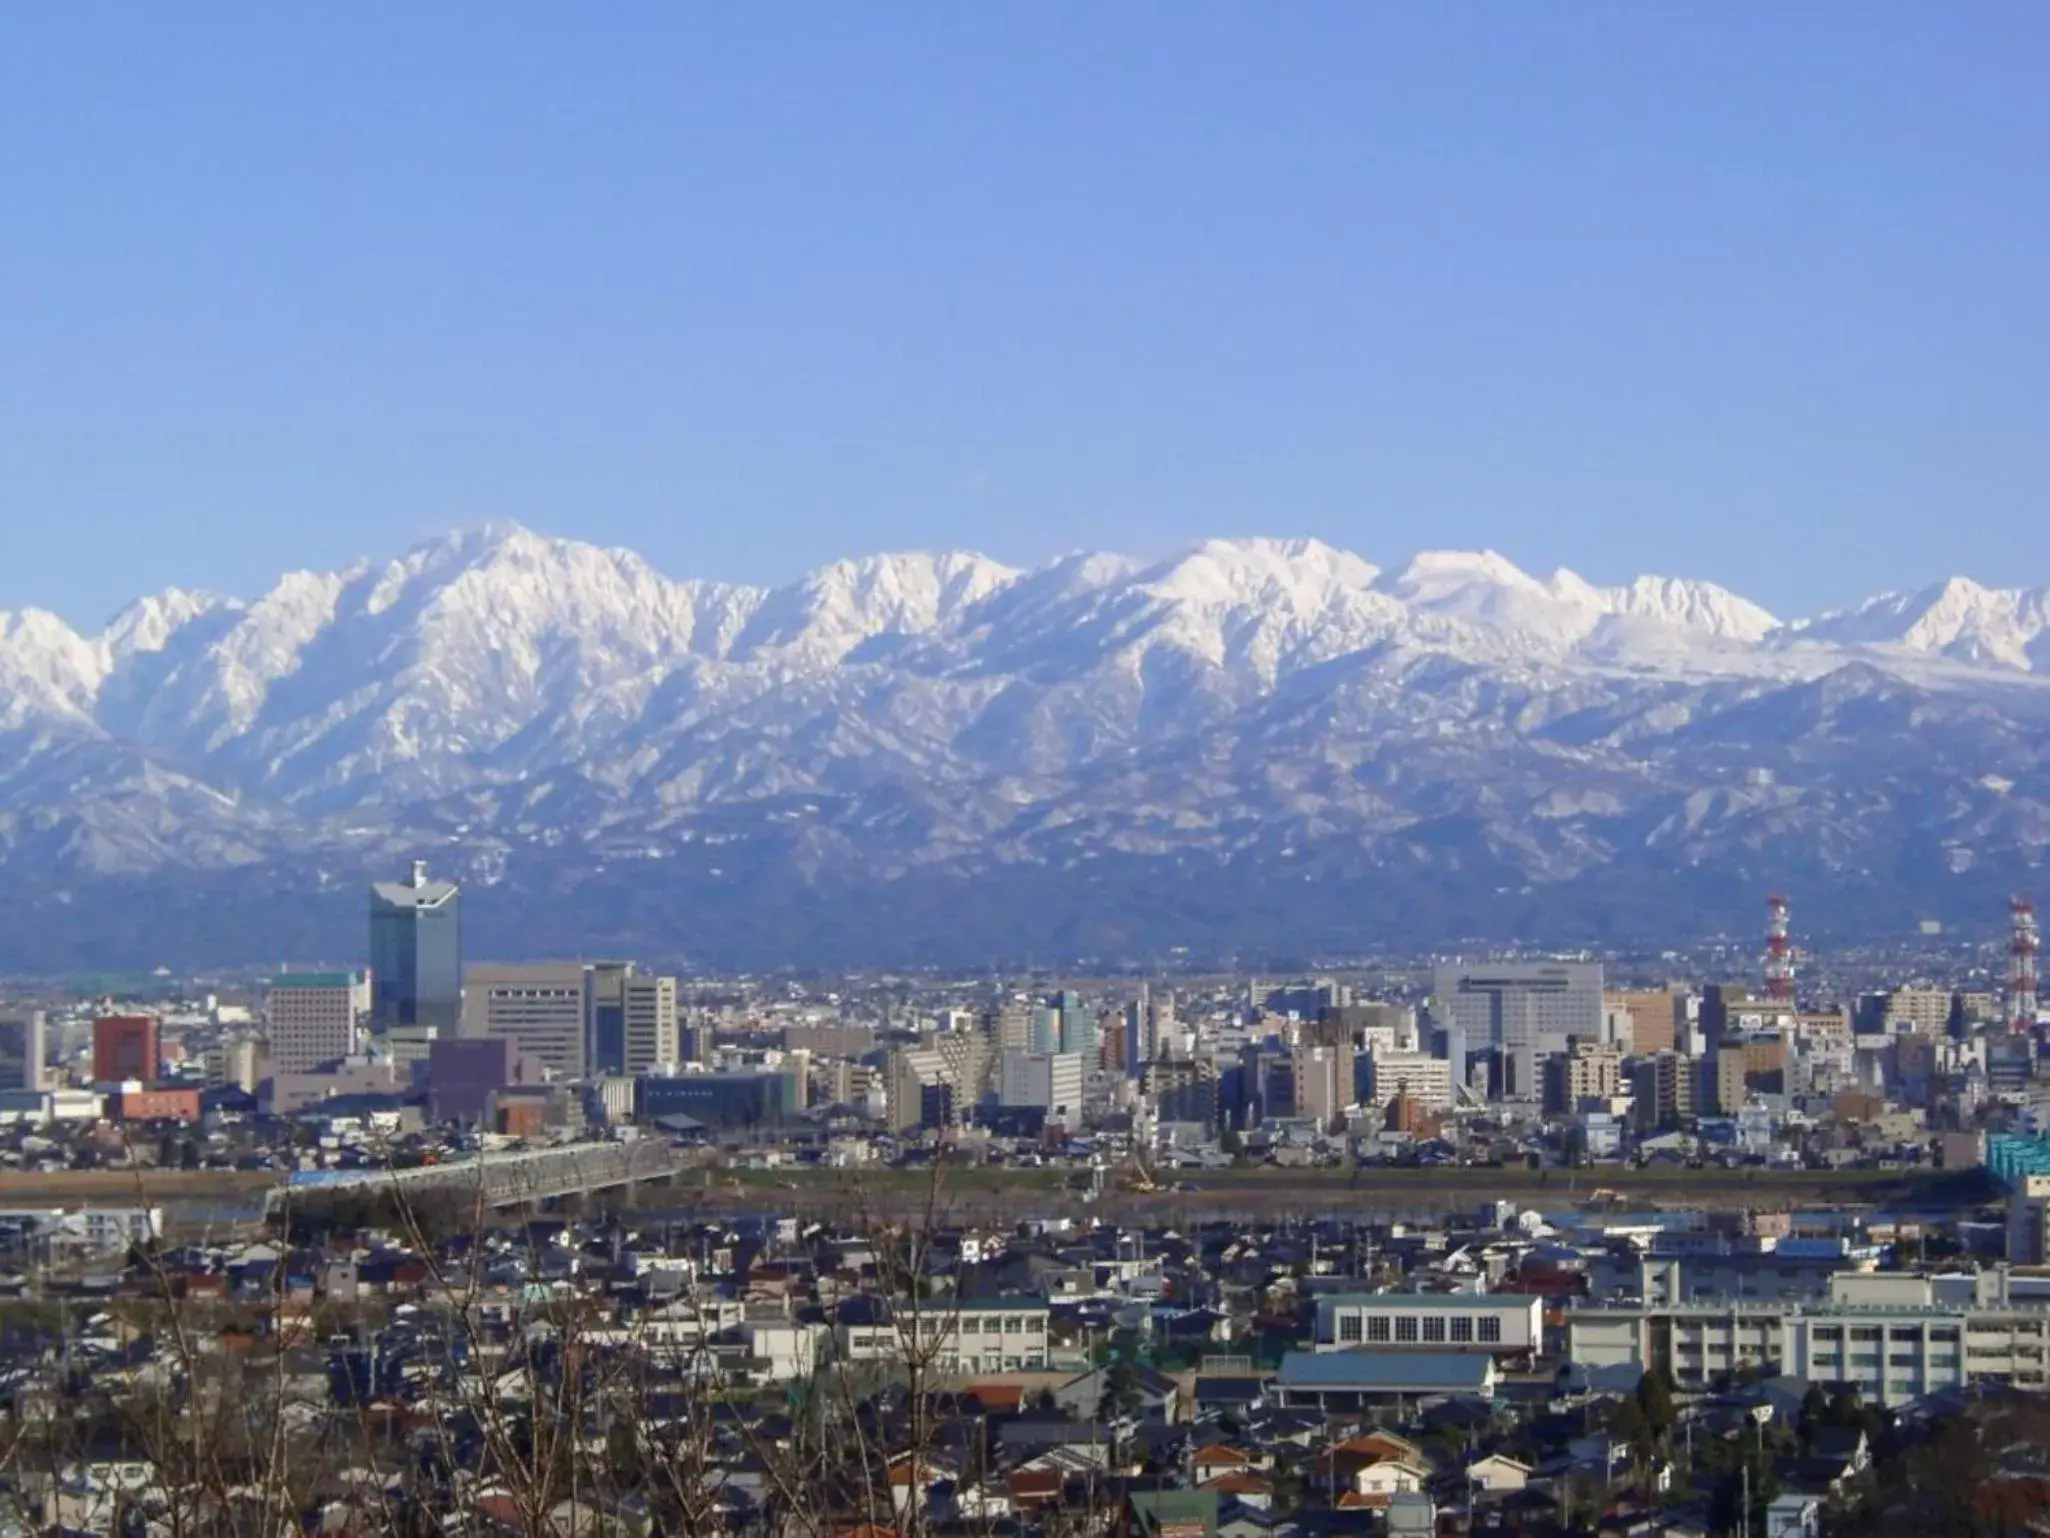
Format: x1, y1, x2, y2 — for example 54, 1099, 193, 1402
2, 525, 2046, 968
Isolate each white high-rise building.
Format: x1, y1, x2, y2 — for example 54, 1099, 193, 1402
998, 1051, 1085, 1128
623, 974, 679, 1075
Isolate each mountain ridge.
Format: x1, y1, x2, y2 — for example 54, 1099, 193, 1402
0, 524, 2045, 969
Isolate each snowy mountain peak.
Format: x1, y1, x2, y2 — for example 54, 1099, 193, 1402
1600, 574, 1780, 641
733, 549, 1020, 662
1381, 548, 1544, 601
1794, 575, 2050, 669
0, 606, 104, 725
1145, 537, 1382, 607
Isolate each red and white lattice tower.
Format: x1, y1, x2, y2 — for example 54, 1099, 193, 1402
2012, 897, 2040, 1033
1765, 894, 1794, 1004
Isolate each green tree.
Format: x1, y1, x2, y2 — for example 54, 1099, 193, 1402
1797, 1383, 1830, 1450
1635, 1365, 1676, 1442
1705, 1423, 1779, 1537
1100, 1355, 1143, 1422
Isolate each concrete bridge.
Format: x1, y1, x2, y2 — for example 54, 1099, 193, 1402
264, 1140, 690, 1218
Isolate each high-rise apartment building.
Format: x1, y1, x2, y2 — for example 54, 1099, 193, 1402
1702, 985, 1790, 1049
266, 971, 369, 1073
622, 973, 678, 1075
1604, 988, 1682, 1055
585, 964, 679, 1076
1053, 993, 1100, 1060
92, 1015, 160, 1086
1361, 1050, 1454, 1112
204, 1039, 262, 1094
991, 1002, 1034, 1056
2008, 1174, 2050, 1264
1883, 986, 1954, 1035
1545, 1042, 1622, 1114
887, 1032, 995, 1132
1630, 1051, 1698, 1131
1291, 1017, 1356, 1130
369, 861, 462, 1033
1292, 1044, 1353, 1130
0, 1013, 46, 1093
1713, 1043, 1749, 1115
1142, 1057, 1218, 1128
462, 963, 589, 1080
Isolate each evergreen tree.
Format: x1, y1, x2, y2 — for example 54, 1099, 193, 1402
1635, 1365, 1676, 1441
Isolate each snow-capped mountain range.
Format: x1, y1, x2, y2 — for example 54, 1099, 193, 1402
2, 525, 2047, 968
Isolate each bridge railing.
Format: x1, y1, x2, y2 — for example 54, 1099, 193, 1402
266, 1141, 689, 1214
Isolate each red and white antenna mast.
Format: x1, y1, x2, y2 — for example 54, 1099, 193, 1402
2011, 896, 2040, 1033
1765, 893, 1794, 1005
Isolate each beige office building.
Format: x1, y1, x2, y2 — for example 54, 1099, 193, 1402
463, 963, 589, 1079
267, 972, 369, 1074
622, 973, 679, 1075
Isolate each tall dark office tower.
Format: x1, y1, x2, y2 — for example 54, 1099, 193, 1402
588, 963, 632, 1077
369, 860, 462, 1033
0, 1012, 46, 1093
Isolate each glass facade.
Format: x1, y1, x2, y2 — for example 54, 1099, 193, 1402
368, 863, 462, 1032
586, 962, 631, 1076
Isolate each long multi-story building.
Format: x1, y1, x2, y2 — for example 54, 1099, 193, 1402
1314, 1293, 1542, 1357
1567, 1269, 2050, 1406
836, 1298, 1050, 1375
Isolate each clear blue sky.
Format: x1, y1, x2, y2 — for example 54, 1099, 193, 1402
3, 5, 2045, 628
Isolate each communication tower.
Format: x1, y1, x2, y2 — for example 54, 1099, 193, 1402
2012, 897, 2040, 1033
1765, 894, 1794, 1004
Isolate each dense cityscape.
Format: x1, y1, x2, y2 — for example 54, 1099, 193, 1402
0, 867, 2047, 1534
5, 6, 2045, 1536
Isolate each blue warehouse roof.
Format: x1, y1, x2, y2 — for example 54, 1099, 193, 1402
1277, 1349, 1493, 1392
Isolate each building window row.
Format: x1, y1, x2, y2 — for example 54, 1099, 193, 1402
1348, 1310, 1505, 1347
